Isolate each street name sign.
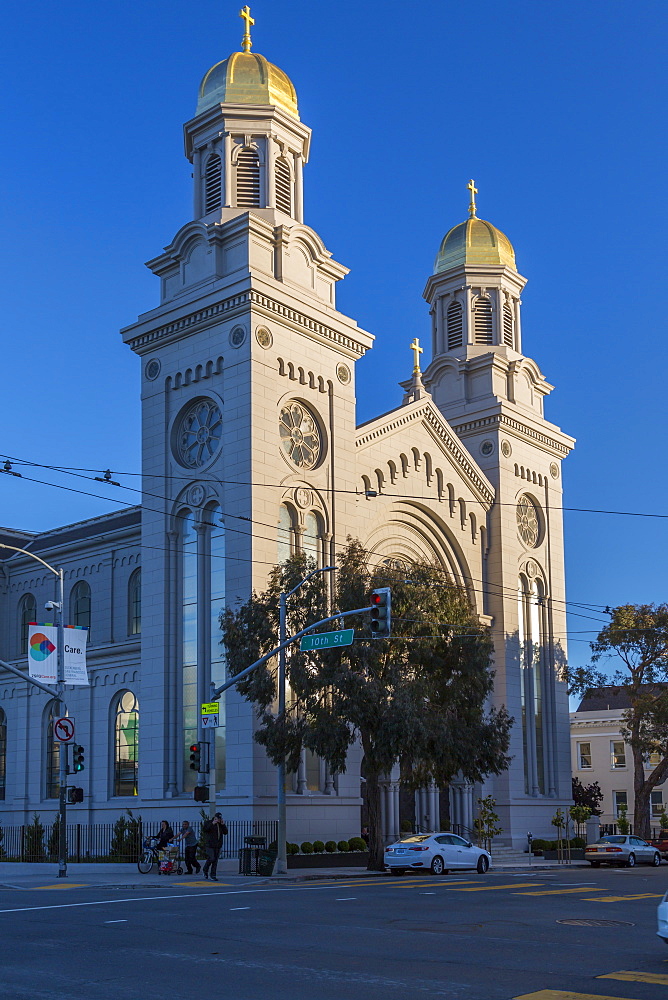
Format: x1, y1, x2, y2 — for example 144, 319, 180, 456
201, 702, 220, 728
300, 629, 354, 652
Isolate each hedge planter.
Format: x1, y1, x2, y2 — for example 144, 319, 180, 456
287, 851, 369, 869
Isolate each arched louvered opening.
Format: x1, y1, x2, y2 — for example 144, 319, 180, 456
474, 297, 493, 345
204, 153, 222, 213
446, 300, 463, 350
236, 148, 261, 208
503, 303, 514, 347
275, 158, 292, 215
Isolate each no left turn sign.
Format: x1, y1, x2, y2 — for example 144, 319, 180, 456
54, 717, 75, 743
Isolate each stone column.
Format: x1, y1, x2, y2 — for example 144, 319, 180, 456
297, 749, 308, 794
165, 530, 179, 796
428, 784, 439, 831
390, 781, 400, 841
586, 816, 601, 845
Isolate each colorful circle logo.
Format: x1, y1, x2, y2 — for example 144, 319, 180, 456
30, 633, 56, 661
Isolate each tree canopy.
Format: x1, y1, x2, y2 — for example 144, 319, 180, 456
221, 539, 513, 869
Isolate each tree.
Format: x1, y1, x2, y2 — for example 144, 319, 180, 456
473, 795, 502, 852
221, 539, 513, 871
572, 777, 603, 816
569, 604, 668, 839
569, 804, 591, 838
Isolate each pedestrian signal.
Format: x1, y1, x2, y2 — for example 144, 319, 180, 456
189, 742, 201, 771
370, 587, 391, 638
193, 786, 209, 803
72, 744, 85, 772
67, 786, 84, 804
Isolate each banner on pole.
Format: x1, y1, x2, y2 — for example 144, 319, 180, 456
27, 624, 89, 686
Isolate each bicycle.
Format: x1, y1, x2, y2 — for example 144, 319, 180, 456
137, 836, 184, 875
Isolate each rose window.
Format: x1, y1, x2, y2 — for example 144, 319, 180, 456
175, 398, 223, 469
279, 401, 321, 470
516, 495, 540, 547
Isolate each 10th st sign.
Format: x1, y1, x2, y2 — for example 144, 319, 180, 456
300, 629, 354, 652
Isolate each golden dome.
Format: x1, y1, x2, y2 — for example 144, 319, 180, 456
434, 217, 516, 273
197, 51, 299, 119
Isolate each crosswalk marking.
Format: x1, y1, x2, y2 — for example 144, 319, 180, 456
27, 884, 87, 890
396, 880, 479, 889
448, 882, 538, 892
583, 894, 663, 902
598, 971, 668, 985
513, 991, 644, 1000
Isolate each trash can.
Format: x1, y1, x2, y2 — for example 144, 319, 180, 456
238, 835, 269, 876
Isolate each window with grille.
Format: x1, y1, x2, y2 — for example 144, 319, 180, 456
611, 740, 626, 768
70, 580, 91, 634
275, 158, 292, 215
236, 148, 261, 208
204, 153, 222, 213
503, 302, 514, 347
578, 741, 592, 769
114, 691, 139, 797
613, 790, 627, 812
18, 593, 36, 654
128, 569, 141, 636
474, 297, 493, 344
446, 300, 463, 349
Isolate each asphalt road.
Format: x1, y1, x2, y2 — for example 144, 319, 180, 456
0, 866, 666, 1000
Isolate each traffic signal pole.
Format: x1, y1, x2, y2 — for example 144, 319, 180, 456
55, 568, 68, 878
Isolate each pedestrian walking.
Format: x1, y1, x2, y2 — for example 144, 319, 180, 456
156, 820, 174, 851
175, 820, 200, 875
202, 813, 227, 881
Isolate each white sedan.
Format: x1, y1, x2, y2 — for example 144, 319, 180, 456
384, 833, 491, 875
658, 891, 668, 945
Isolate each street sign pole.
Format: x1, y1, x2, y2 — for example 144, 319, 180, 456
56, 568, 67, 879
277, 591, 287, 875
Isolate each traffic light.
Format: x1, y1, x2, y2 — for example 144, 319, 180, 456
193, 785, 209, 803
189, 742, 201, 771
370, 587, 391, 638
72, 744, 85, 772
67, 787, 84, 804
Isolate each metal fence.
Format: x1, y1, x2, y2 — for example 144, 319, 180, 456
0, 818, 277, 863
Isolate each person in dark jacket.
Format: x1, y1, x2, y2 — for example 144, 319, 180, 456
175, 820, 200, 875
156, 820, 174, 850
202, 813, 227, 881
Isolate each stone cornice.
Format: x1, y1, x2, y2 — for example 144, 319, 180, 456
123, 288, 370, 358
451, 412, 574, 457
356, 399, 495, 505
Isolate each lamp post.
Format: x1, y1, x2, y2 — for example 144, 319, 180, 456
276, 565, 336, 876
0, 544, 67, 877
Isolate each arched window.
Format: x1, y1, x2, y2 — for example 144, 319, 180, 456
204, 153, 222, 213
446, 300, 463, 350
18, 593, 37, 655
275, 158, 292, 215
180, 509, 197, 792
277, 504, 297, 564
474, 297, 493, 344
236, 148, 261, 208
0, 707, 6, 801
503, 302, 514, 348
518, 576, 545, 796
207, 503, 226, 791
128, 569, 141, 635
70, 580, 91, 633
114, 691, 139, 796
303, 511, 323, 568
45, 701, 62, 799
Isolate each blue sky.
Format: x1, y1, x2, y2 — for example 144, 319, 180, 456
1, 1, 666, 671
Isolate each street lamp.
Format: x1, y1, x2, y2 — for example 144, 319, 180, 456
276, 565, 336, 875
0, 544, 68, 877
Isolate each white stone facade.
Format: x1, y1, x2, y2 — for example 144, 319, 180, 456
0, 39, 576, 847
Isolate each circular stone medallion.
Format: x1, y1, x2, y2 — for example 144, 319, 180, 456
229, 325, 247, 348
550, 462, 559, 479
336, 363, 351, 385
501, 439, 512, 458
145, 359, 161, 381
295, 487, 312, 508
255, 326, 273, 349
480, 440, 494, 456
187, 484, 206, 507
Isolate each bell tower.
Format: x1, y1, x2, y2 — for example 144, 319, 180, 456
423, 183, 576, 846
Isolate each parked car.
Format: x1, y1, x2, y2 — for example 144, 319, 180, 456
658, 891, 668, 944
585, 835, 662, 867
384, 833, 491, 875
649, 831, 668, 860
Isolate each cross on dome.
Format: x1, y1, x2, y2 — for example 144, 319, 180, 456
239, 5, 254, 52
467, 179, 478, 218
410, 337, 423, 373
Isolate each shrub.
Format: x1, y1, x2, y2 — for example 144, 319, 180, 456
400, 820, 413, 833
348, 837, 366, 852
109, 810, 142, 863
312, 840, 325, 853
325, 840, 337, 853
337, 840, 350, 853
300, 841, 314, 854
287, 842, 299, 855
47, 815, 61, 861
25, 813, 45, 862
571, 837, 586, 849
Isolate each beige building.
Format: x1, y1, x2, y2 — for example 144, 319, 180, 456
571, 688, 667, 829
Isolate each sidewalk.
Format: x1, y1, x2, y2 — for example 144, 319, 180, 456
0, 857, 588, 891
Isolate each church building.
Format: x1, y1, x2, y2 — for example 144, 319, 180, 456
0, 14, 576, 848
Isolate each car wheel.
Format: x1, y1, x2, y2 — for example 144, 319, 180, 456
431, 855, 445, 875
589, 861, 600, 867
626, 853, 635, 867
652, 852, 661, 866
477, 855, 490, 874
390, 868, 405, 876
